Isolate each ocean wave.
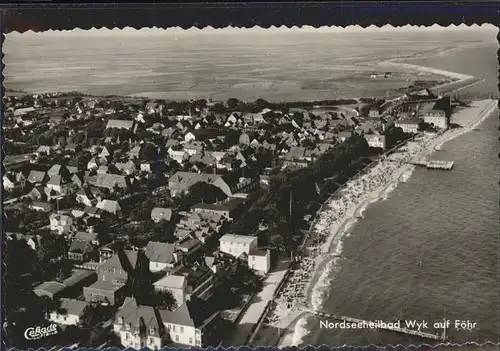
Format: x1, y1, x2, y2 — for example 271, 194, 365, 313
399, 166, 415, 183
291, 316, 311, 346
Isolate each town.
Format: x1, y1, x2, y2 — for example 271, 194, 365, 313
3, 88, 454, 349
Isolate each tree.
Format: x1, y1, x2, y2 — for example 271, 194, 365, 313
226, 98, 240, 110
187, 182, 228, 205
139, 143, 158, 161
229, 263, 263, 295
151, 290, 177, 311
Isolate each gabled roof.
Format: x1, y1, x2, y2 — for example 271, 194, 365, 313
150, 207, 173, 221
153, 274, 186, 289
74, 231, 98, 242
106, 119, 134, 130
100, 250, 139, 273
96, 199, 122, 213
58, 298, 89, 317
34, 281, 67, 296
159, 300, 207, 328
27, 170, 47, 183
144, 242, 178, 264
115, 298, 163, 337
94, 173, 129, 189
69, 239, 93, 253
219, 233, 258, 245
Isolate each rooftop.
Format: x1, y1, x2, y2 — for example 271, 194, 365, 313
219, 233, 258, 245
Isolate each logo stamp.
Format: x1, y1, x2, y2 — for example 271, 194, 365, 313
24, 324, 59, 340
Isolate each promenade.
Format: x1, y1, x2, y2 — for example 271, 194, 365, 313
224, 258, 291, 346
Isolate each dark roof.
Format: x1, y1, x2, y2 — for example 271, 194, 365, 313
61, 269, 97, 287
191, 197, 246, 213
58, 298, 89, 317
34, 281, 66, 296
115, 297, 163, 337
27, 170, 46, 183
69, 239, 93, 253
144, 242, 177, 264
100, 249, 139, 273
159, 298, 216, 328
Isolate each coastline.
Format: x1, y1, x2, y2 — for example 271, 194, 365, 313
273, 98, 497, 348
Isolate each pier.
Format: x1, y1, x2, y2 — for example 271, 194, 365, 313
302, 308, 447, 341
407, 159, 454, 170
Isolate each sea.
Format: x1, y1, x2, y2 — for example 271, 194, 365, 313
297, 44, 499, 346
3, 27, 499, 347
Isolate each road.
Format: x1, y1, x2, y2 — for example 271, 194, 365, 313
224, 258, 290, 347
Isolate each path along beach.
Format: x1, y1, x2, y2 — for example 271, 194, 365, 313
249, 77, 497, 347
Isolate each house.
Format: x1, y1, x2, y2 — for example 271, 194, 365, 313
168, 149, 190, 165
423, 110, 448, 129
83, 249, 149, 306
36, 145, 52, 156
17, 114, 35, 127
114, 296, 223, 348
3, 174, 16, 190
49, 213, 73, 235
94, 173, 131, 191
283, 147, 310, 168
128, 145, 142, 159
191, 197, 246, 220
74, 230, 99, 245
219, 234, 258, 259
48, 298, 90, 326
168, 172, 233, 198
115, 161, 138, 175
113, 297, 166, 349
27, 170, 48, 184
151, 208, 173, 223
6, 232, 43, 251
369, 107, 381, 118
87, 157, 108, 170
395, 119, 421, 134
76, 189, 97, 207
248, 249, 271, 274
30, 201, 54, 212
177, 238, 202, 257
14, 106, 36, 117
96, 199, 122, 216
153, 274, 188, 306
106, 119, 134, 130
364, 134, 387, 149
68, 239, 96, 262
46, 175, 74, 194
47, 164, 71, 178
26, 185, 47, 201
184, 141, 204, 156
33, 281, 67, 299
144, 241, 184, 273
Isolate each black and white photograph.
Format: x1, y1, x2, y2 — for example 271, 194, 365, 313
2, 23, 499, 350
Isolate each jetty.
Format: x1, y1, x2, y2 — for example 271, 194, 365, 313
301, 308, 447, 341
407, 159, 454, 170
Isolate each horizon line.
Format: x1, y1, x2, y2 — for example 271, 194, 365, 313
6, 23, 498, 37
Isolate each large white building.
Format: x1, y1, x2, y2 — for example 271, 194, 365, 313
153, 275, 188, 307
48, 298, 89, 326
364, 134, 386, 149
219, 234, 258, 259
248, 249, 271, 274
423, 110, 448, 129
114, 297, 221, 348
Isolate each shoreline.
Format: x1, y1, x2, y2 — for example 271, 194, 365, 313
273, 99, 497, 348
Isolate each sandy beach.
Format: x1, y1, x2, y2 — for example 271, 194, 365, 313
263, 98, 498, 348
